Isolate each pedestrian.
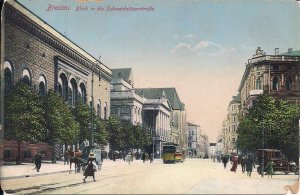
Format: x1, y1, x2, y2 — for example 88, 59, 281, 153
222, 155, 228, 169
142, 152, 146, 163
240, 156, 246, 173
83, 153, 96, 182
125, 153, 131, 165
150, 153, 154, 163
34, 152, 44, 172
245, 155, 255, 177
266, 159, 274, 178
64, 151, 69, 165
230, 155, 238, 173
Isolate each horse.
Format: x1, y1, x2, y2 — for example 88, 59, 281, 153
68, 149, 82, 174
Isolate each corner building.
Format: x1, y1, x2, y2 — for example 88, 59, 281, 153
239, 47, 300, 111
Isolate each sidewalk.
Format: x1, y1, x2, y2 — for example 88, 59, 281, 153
0, 158, 160, 180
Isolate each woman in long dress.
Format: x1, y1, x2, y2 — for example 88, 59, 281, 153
83, 154, 96, 182
230, 155, 238, 173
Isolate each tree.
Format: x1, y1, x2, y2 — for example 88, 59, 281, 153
72, 100, 90, 144
94, 116, 108, 145
4, 82, 46, 164
107, 116, 123, 152
237, 94, 300, 161
120, 119, 135, 151
133, 125, 151, 150
43, 90, 80, 162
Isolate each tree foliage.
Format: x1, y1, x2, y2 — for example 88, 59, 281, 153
4, 82, 46, 142
94, 116, 108, 145
72, 100, 90, 143
107, 116, 151, 152
237, 94, 300, 161
43, 90, 80, 145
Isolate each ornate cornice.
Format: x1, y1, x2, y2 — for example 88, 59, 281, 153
5, 4, 112, 82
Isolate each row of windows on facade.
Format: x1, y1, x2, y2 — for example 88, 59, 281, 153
254, 76, 294, 91
4, 63, 108, 119
110, 107, 141, 115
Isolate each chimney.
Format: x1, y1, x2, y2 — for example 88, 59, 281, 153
274, 48, 279, 55
288, 48, 293, 53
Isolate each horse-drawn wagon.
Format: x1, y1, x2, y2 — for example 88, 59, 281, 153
81, 145, 103, 171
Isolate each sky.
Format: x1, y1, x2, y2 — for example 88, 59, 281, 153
16, 0, 300, 142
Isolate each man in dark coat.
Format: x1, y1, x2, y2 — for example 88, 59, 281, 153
240, 156, 246, 173
222, 155, 229, 169
246, 155, 255, 177
34, 152, 43, 172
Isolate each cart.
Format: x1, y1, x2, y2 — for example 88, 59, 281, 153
256, 149, 298, 175
81, 146, 103, 171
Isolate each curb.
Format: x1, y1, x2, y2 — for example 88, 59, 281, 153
1, 170, 71, 180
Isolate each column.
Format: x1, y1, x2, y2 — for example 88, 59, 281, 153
130, 106, 134, 123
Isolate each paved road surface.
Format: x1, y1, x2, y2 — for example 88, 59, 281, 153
1, 158, 298, 194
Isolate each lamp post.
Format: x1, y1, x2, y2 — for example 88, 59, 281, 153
261, 120, 265, 178
90, 69, 94, 147
255, 116, 265, 177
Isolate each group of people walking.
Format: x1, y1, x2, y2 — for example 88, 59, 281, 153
219, 154, 274, 177
230, 154, 255, 177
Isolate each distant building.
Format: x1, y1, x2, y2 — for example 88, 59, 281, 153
222, 94, 240, 154
216, 138, 223, 155
136, 88, 187, 151
187, 122, 201, 157
110, 68, 144, 125
209, 143, 216, 157
239, 47, 300, 112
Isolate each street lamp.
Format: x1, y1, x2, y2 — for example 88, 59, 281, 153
254, 116, 265, 177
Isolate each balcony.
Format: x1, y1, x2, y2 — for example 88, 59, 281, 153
249, 55, 299, 64
249, 89, 263, 96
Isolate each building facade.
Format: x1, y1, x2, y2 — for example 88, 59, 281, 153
110, 68, 144, 125
142, 95, 172, 158
1, 0, 112, 162
187, 122, 201, 157
239, 47, 300, 111
135, 88, 187, 151
222, 94, 240, 154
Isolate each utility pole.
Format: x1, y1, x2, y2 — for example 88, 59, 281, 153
90, 72, 94, 146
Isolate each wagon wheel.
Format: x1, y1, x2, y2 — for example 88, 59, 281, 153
98, 159, 103, 171
257, 166, 262, 174
294, 167, 299, 175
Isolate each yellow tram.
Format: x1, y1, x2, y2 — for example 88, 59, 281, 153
162, 143, 185, 163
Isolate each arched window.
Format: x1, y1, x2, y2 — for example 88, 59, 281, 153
97, 100, 101, 117
104, 102, 108, 120
79, 83, 87, 103
38, 75, 47, 96
285, 76, 292, 90
70, 78, 78, 106
22, 69, 31, 85
59, 73, 68, 101
4, 67, 12, 94
256, 77, 262, 90
272, 76, 279, 90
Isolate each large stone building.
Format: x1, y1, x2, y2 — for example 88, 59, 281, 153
135, 88, 187, 151
222, 94, 240, 154
1, 0, 112, 162
110, 68, 144, 125
239, 47, 300, 111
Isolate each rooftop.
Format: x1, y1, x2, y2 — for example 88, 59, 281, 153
135, 88, 185, 110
